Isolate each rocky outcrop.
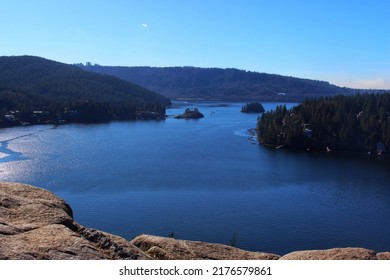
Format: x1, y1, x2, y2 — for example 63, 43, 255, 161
131, 234, 280, 260
0, 182, 150, 260
377, 252, 390, 260
280, 247, 378, 260
130, 236, 390, 260
1, 182, 389, 260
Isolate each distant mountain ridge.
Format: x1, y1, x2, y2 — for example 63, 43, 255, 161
78, 64, 355, 101
0, 56, 170, 124
0, 56, 170, 106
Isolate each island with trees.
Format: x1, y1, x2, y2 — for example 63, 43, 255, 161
257, 93, 390, 154
241, 102, 265, 113
174, 108, 204, 119
0, 56, 171, 127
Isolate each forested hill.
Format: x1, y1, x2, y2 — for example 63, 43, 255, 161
0, 56, 170, 124
78, 65, 354, 101
257, 93, 390, 153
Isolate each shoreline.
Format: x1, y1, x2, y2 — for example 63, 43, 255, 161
260, 142, 389, 160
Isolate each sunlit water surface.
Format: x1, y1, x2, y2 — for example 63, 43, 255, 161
1, 102, 389, 255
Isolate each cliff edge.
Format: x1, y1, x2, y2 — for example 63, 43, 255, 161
1, 182, 389, 260
0, 182, 150, 260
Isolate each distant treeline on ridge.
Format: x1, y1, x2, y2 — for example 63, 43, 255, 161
78, 64, 356, 101
0, 56, 171, 126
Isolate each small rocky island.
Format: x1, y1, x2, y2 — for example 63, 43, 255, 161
241, 102, 265, 113
175, 108, 205, 119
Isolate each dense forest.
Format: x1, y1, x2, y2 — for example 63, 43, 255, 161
0, 56, 170, 126
79, 64, 356, 101
257, 93, 390, 153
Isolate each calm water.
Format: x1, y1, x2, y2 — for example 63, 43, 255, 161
0, 102, 389, 255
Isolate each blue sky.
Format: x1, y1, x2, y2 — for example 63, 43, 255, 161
1, 0, 389, 89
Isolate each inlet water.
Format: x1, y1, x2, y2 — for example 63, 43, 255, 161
1, 102, 389, 255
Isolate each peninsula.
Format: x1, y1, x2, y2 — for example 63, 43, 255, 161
257, 93, 390, 154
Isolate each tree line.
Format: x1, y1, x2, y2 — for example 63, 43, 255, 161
79, 65, 357, 101
0, 56, 171, 126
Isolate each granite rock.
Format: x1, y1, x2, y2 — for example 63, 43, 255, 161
131, 234, 280, 260
1, 182, 388, 260
280, 247, 378, 260
0, 182, 149, 260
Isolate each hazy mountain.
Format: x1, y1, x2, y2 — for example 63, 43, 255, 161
78, 65, 355, 101
0, 56, 170, 123
0, 56, 170, 106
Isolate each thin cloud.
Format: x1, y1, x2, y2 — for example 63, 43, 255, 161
137, 23, 149, 29
354, 78, 389, 89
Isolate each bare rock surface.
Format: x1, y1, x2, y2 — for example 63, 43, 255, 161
1, 182, 389, 260
131, 234, 280, 260
377, 252, 390, 260
0, 182, 149, 260
280, 247, 379, 260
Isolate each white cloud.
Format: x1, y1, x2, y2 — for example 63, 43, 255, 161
141, 23, 148, 28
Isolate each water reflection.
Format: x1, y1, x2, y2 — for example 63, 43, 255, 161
0, 102, 389, 254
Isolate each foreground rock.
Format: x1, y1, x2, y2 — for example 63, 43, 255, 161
1, 182, 389, 260
280, 248, 378, 260
0, 182, 149, 260
131, 234, 279, 260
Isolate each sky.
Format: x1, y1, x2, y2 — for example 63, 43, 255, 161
1, 0, 389, 89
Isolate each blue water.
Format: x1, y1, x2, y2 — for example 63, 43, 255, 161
0, 102, 389, 255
